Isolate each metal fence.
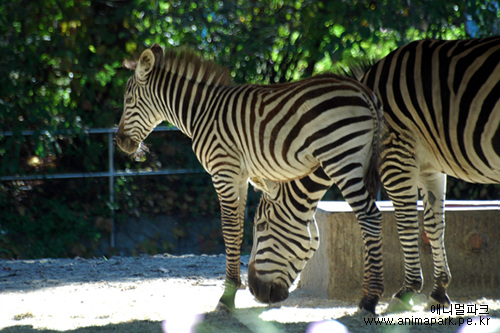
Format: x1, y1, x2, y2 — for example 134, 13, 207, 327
0, 127, 203, 248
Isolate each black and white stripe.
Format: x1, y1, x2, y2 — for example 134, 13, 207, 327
361, 37, 500, 310
116, 44, 384, 313
248, 167, 332, 303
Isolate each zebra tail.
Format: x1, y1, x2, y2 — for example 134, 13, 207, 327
336, 60, 383, 199
364, 93, 383, 200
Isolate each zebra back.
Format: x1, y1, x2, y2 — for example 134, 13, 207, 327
362, 37, 500, 183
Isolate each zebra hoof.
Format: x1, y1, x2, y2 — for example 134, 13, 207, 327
386, 295, 413, 313
358, 295, 379, 315
429, 289, 451, 306
356, 308, 377, 318
217, 279, 239, 311
426, 294, 451, 311
215, 300, 233, 313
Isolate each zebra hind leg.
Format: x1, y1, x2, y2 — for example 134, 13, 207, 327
381, 129, 450, 312
381, 152, 423, 312
385, 199, 423, 313
356, 198, 384, 315
420, 172, 451, 309
336, 179, 384, 315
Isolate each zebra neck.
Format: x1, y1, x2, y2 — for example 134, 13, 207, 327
160, 71, 229, 139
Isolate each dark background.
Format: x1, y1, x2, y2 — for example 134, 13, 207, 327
1, 0, 499, 258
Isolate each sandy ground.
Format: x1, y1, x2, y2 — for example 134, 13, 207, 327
1, 254, 499, 333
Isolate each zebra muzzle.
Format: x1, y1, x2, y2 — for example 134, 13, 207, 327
115, 132, 140, 154
248, 261, 289, 304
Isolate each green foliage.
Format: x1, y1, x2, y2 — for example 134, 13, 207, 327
128, 0, 498, 83
0, 179, 106, 258
1, 0, 499, 258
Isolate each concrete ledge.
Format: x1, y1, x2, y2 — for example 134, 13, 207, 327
300, 201, 500, 300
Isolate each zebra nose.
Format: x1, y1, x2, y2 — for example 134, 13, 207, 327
248, 261, 289, 303
115, 133, 123, 148
115, 132, 139, 154
269, 281, 289, 303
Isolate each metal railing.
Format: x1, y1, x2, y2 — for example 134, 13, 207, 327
0, 126, 204, 248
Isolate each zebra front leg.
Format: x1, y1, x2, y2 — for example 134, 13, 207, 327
212, 174, 248, 311
420, 172, 451, 308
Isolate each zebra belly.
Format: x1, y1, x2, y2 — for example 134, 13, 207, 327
416, 138, 500, 184
242, 152, 320, 182
387, 105, 500, 185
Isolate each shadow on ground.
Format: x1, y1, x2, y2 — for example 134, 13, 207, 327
0, 308, 312, 333
2, 307, 499, 333
0, 321, 162, 333
0, 255, 230, 294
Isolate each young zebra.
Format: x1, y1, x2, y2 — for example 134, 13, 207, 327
248, 166, 333, 304
116, 44, 384, 314
360, 37, 500, 311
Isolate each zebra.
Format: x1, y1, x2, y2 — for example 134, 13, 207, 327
359, 37, 500, 311
248, 166, 333, 304
115, 44, 384, 314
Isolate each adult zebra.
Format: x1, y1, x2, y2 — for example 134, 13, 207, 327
360, 37, 500, 311
115, 44, 384, 314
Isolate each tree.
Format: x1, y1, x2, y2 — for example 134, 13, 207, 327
1, 0, 498, 258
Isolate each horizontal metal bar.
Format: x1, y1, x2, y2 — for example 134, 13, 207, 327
0, 126, 195, 182
114, 169, 205, 177
0, 126, 177, 137
0, 169, 205, 182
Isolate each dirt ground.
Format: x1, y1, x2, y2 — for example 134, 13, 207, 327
1, 254, 499, 333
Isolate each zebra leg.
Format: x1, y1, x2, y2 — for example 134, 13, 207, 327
354, 198, 384, 315
386, 197, 423, 312
337, 180, 383, 315
213, 174, 248, 311
382, 147, 423, 312
419, 172, 451, 308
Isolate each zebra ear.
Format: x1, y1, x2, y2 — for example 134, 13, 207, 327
136, 44, 162, 82
136, 49, 154, 81
249, 177, 280, 198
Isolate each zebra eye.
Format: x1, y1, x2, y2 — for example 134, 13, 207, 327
125, 95, 134, 105
256, 222, 267, 232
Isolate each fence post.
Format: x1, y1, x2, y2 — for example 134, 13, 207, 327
108, 131, 115, 248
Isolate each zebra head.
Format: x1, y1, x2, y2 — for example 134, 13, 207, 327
116, 44, 165, 155
248, 170, 331, 304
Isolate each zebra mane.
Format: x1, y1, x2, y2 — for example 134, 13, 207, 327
336, 58, 378, 81
123, 45, 233, 86
158, 46, 232, 86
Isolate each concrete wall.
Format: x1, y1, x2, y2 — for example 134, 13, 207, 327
300, 201, 500, 300
96, 215, 224, 256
